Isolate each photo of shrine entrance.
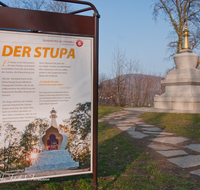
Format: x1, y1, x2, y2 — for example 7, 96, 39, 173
42, 109, 63, 151
0, 0, 99, 189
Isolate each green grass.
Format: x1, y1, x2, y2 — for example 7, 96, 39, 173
140, 112, 200, 141
0, 107, 200, 189
98, 106, 124, 119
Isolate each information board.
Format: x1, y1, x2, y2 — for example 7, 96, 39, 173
0, 30, 93, 182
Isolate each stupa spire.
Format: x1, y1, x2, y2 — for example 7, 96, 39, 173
50, 108, 58, 128
182, 25, 190, 50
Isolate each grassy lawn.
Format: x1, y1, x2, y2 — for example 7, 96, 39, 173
1, 107, 200, 189
140, 112, 200, 142
98, 106, 124, 119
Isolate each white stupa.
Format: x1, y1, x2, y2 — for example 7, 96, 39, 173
25, 108, 79, 172
154, 26, 200, 111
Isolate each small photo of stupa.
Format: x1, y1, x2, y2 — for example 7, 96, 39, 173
25, 108, 79, 173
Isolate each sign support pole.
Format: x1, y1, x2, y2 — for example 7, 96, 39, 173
93, 11, 100, 190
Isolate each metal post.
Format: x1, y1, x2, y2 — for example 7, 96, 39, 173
0, 1, 8, 7
93, 11, 100, 190
55, 1, 100, 189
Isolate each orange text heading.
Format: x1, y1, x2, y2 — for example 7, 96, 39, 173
2, 46, 75, 59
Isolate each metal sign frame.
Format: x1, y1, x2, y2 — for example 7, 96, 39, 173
0, 0, 99, 189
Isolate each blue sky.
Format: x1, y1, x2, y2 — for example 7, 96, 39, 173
74, 0, 175, 76
2, 0, 177, 76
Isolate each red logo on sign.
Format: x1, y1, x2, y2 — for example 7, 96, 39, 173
76, 40, 83, 47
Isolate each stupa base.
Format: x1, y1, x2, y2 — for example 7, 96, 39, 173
154, 96, 200, 111
25, 150, 79, 173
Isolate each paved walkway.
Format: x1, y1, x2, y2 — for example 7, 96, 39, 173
124, 107, 200, 114
98, 108, 200, 177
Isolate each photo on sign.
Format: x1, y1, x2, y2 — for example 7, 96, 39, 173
0, 30, 93, 182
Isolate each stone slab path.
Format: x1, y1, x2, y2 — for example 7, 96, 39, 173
142, 127, 162, 131
185, 144, 200, 152
98, 109, 200, 177
157, 150, 188, 157
151, 137, 189, 144
148, 144, 176, 150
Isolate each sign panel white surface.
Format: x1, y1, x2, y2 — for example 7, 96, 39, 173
0, 30, 93, 182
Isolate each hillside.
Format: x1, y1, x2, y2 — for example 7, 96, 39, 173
98, 73, 164, 107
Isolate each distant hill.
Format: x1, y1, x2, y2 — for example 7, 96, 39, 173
98, 73, 164, 107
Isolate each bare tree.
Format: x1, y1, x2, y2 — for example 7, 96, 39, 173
98, 71, 164, 107
7, 0, 73, 13
45, 1, 73, 13
153, 0, 200, 58
22, 0, 46, 10
111, 47, 137, 106
131, 61, 143, 106
6, 0, 22, 8
99, 47, 164, 107
99, 73, 108, 87
8, 0, 45, 10
98, 73, 115, 106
